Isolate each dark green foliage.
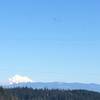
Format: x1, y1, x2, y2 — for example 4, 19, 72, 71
0, 86, 17, 100
0, 87, 100, 100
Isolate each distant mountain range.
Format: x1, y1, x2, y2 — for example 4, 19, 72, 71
6, 82, 100, 92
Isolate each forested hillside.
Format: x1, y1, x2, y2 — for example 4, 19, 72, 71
0, 87, 100, 100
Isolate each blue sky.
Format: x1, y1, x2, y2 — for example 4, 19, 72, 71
0, 0, 100, 83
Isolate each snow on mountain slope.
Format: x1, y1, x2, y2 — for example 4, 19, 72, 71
8, 75, 33, 84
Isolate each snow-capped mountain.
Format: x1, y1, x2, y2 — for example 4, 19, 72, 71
4, 75, 100, 92
8, 75, 33, 84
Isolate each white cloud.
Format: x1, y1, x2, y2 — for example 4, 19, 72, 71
8, 75, 33, 84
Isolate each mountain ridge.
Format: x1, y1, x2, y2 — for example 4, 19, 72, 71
6, 82, 100, 92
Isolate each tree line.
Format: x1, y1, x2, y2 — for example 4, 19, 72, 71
0, 87, 100, 100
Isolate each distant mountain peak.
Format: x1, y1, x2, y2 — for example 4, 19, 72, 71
8, 75, 33, 84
